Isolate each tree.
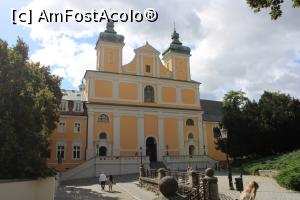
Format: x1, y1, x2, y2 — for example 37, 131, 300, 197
216, 90, 300, 159
258, 91, 300, 154
215, 90, 251, 158
246, 0, 300, 20
0, 38, 62, 179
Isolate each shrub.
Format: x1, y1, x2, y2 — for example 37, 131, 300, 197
275, 166, 300, 191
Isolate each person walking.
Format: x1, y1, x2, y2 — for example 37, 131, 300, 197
239, 181, 259, 200
108, 175, 114, 192
99, 172, 107, 190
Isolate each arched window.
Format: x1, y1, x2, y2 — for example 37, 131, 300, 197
98, 114, 109, 123
144, 85, 155, 103
186, 119, 194, 126
99, 132, 107, 140
188, 133, 194, 140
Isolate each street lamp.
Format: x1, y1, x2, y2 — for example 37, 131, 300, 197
139, 146, 143, 167
221, 128, 234, 190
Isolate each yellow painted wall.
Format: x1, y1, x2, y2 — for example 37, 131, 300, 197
93, 112, 113, 141
120, 115, 137, 151
175, 57, 188, 80
144, 115, 158, 139
103, 48, 119, 72
161, 87, 176, 103
119, 82, 137, 100
143, 56, 154, 77
164, 117, 178, 152
47, 116, 87, 171
181, 89, 196, 104
205, 122, 226, 160
183, 117, 199, 141
94, 80, 113, 98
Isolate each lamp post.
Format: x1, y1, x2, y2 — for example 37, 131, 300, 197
139, 146, 143, 167
221, 128, 234, 190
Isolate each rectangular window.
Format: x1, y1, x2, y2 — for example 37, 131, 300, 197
57, 145, 65, 160
59, 101, 68, 111
73, 145, 80, 159
58, 122, 65, 133
75, 102, 82, 112
74, 122, 81, 133
145, 65, 151, 72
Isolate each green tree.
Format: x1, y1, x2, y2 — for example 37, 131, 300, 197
258, 91, 300, 154
215, 90, 252, 158
246, 0, 300, 20
0, 38, 62, 179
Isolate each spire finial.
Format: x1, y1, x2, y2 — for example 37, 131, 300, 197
105, 18, 116, 34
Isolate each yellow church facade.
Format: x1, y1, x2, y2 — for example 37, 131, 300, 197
47, 21, 226, 174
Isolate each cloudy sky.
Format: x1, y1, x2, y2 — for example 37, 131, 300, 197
1, 0, 300, 100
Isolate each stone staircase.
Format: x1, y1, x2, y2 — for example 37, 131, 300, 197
150, 161, 167, 169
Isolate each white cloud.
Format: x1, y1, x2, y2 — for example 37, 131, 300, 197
20, 0, 300, 100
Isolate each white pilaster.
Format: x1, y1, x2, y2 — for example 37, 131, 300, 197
198, 113, 205, 155
172, 56, 176, 79
156, 57, 160, 77
86, 111, 94, 159
118, 48, 122, 73
187, 58, 191, 81
157, 85, 161, 103
113, 112, 120, 156
100, 47, 104, 71
177, 117, 185, 155
158, 114, 164, 161
137, 112, 145, 155
90, 79, 95, 97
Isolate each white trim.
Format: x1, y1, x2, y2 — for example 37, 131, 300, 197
86, 111, 94, 159
158, 114, 164, 161
73, 121, 81, 133
137, 112, 145, 155
113, 112, 120, 156
72, 142, 81, 160
177, 117, 185, 155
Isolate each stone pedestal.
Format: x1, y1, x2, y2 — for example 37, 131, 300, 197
204, 168, 219, 200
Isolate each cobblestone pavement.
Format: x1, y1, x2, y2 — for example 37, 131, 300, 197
55, 174, 156, 200
216, 171, 300, 200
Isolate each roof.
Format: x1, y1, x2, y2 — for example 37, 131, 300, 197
200, 99, 223, 122
61, 89, 86, 101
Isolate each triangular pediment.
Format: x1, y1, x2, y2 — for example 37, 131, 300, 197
134, 42, 160, 54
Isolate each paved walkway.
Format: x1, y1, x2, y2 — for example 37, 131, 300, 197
55, 172, 300, 200
55, 174, 156, 200
216, 171, 300, 200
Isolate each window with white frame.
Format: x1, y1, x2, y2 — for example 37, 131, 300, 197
72, 145, 80, 159
58, 121, 66, 133
57, 145, 65, 160
74, 122, 81, 133
75, 102, 82, 112
59, 101, 68, 111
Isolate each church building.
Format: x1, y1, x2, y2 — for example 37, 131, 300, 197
47, 21, 225, 177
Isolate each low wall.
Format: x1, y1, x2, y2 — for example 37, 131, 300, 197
258, 170, 279, 177
0, 177, 55, 200
61, 156, 150, 181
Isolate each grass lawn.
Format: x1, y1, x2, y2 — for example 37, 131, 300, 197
238, 149, 300, 191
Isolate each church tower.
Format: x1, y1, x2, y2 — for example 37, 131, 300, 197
162, 29, 191, 81
95, 21, 124, 73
